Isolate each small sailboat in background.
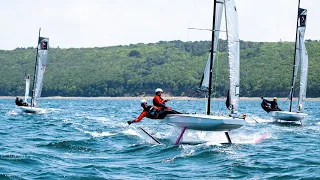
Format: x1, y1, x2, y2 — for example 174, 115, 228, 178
20, 28, 49, 113
164, 0, 246, 144
265, 1, 308, 123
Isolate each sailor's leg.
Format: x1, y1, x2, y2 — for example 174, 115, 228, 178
225, 132, 232, 144
167, 110, 182, 114
156, 111, 166, 119
157, 110, 175, 119
172, 110, 182, 114
175, 127, 187, 145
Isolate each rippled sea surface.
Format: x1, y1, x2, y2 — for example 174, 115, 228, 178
1, 98, 319, 179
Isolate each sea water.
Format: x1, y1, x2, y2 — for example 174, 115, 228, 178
0, 98, 319, 179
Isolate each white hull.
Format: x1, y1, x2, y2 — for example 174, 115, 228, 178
272, 111, 307, 121
164, 114, 245, 131
20, 106, 43, 114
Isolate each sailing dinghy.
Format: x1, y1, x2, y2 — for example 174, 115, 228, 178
20, 28, 49, 114
164, 0, 246, 144
270, 1, 308, 122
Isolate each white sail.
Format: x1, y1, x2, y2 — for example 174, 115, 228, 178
200, 1, 224, 89
24, 74, 30, 103
225, 0, 240, 114
297, 8, 308, 112
31, 37, 49, 107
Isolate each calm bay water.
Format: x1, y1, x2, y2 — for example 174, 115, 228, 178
0, 98, 319, 179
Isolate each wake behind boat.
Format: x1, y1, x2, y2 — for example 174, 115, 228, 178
19, 28, 49, 114
164, 0, 246, 144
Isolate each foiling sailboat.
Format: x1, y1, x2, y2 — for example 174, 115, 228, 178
270, 1, 308, 122
20, 28, 49, 113
164, 0, 246, 144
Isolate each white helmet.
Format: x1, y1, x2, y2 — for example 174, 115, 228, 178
140, 99, 147, 104
155, 88, 163, 93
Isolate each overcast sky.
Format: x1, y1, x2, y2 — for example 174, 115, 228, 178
0, 0, 318, 50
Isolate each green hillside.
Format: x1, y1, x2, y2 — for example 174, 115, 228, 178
0, 40, 319, 97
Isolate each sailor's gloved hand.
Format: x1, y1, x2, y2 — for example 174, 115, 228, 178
127, 120, 134, 125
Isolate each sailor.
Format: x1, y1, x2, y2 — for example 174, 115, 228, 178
264, 97, 281, 111
15, 97, 24, 106
153, 88, 171, 110
127, 99, 180, 125
22, 101, 29, 106
152, 88, 182, 114
15, 97, 29, 107
261, 97, 271, 113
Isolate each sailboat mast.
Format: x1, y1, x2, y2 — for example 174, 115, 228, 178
289, 0, 301, 112
207, 0, 218, 115
31, 28, 41, 107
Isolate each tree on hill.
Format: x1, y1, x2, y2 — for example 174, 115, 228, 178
0, 40, 319, 97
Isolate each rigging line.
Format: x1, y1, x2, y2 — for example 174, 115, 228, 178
188, 28, 227, 32
282, 96, 290, 107
187, 0, 200, 41
280, 91, 292, 108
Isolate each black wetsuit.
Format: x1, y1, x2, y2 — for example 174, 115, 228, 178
261, 99, 271, 113
15, 98, 24, 106
15, 98, 28, 107
156, 109, 182, 119
266, 100, 281, 111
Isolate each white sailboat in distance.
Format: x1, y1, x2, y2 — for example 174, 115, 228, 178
20, 28, 49, 113
270, 0, 308, 123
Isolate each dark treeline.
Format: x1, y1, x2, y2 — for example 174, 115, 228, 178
0, 40, 319, 97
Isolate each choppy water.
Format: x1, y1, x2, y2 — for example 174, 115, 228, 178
0, 98, 319, 179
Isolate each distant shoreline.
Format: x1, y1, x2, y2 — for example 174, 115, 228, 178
1, 96, 320, 101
